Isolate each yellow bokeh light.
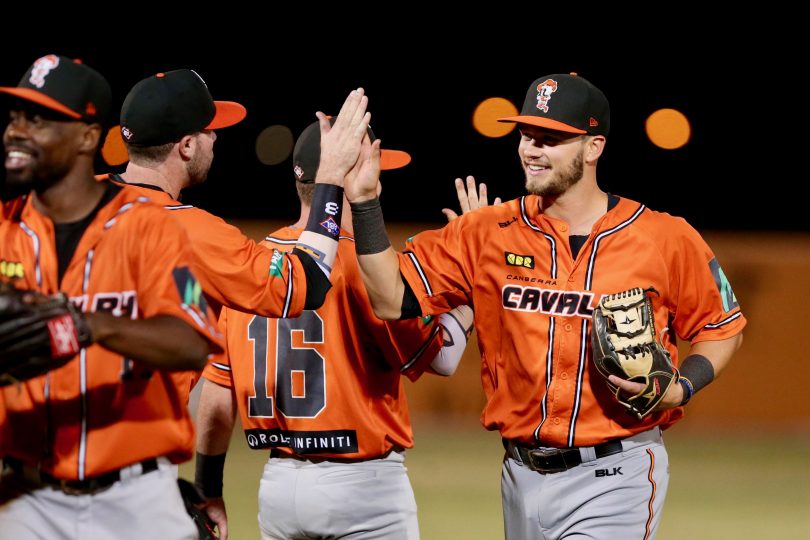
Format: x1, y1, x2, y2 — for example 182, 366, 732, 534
256, 125, 294, 166
472, 98, 519, 138
645, 108, 691, 150
101, 125, 129, 166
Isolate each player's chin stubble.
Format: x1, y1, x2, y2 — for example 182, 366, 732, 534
525, 151, 584, 197
186, 151, 211, 186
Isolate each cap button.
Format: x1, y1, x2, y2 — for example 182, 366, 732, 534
156, 73, 165, 78
569, 72, 578, 76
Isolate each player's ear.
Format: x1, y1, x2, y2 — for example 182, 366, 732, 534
78, 123, 103, 156
584, 135, 606, 164
177, 134, 196, 161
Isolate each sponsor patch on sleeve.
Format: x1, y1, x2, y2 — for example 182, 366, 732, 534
709, 258, 739, 312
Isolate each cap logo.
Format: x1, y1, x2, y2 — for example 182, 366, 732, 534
294, 165, 304, 180
589, 117, 599, 127
121, 126, 133, 141
29, 55, 60, 89
535, 79, 558, 113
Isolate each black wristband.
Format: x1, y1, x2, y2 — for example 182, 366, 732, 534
306, 184, 343, 239
678, 354, 715, 403
350, 198, 391, 255
195, 452, 226, 498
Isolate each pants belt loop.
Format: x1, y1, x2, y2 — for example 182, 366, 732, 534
578, 445, 598, 464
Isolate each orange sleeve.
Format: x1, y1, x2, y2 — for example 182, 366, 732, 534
129, 207, 224, 354
397, 216, 477, 316
371, 317, 444, 382
202, 308, 234, 388
172, 208, 307, 318
666, 219, 746, 342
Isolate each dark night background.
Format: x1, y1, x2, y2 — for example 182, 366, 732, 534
1, 29, 793, 231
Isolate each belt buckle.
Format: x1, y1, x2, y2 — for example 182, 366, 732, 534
527, 448, 568, 474
57, 478, 111, 496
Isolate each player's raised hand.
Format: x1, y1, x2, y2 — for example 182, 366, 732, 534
344, 134, 382, 203
442, 176, 501, 222
314, 88, 371, 187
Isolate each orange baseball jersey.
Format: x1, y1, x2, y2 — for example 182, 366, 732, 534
99, 174, 307, 319
399, 195, 746, 448
0, 184, 223, 480
204, 226, 444, 459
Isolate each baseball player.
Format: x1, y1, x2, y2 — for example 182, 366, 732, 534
194, 119, 474, 540
98, 68, 323, 320
0, 55, 223, 539
342, 75, 746, 539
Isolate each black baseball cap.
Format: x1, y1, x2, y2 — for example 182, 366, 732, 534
0, 54, 111, 124
120, 69, 246, 147
499, 73, 609, 136
293, 119, 412, 183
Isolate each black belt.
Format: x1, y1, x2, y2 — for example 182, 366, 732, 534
3, 457, 159, 495
504, 439, 624, 474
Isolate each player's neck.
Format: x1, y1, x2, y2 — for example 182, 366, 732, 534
33, 168, 107, 223
119, 162, 184, 200
540, 180, 608, 235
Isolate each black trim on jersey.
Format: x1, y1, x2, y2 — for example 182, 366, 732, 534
569, 235, 588, 259
400, 279, 422, 319
292, 249, 332, 310
282, 253, 294, 318
562, 202, 645, 445
704, 311, 742, 329
401, 323, 442, 372
404, 251, 434, 297
584, 204, 646, 290
54, 182, 121, 285
567, 317, 590, 446
519, 196, 557, 278
533, 317, 556, 443
266, 234, 359, 317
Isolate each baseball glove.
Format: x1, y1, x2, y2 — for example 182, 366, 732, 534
0, 282, 92, 386
177, 478, 218, 540
590, 287, 679, 419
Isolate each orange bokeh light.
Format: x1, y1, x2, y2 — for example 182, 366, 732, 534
101, 126, 129, 166
472, 98, 518, 138
645, 109, 691, 150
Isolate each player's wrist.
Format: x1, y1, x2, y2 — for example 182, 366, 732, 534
678, 376, 695, 406
195, 452, 226, 498
678, 354, 714, 405
350, 198, 392, 255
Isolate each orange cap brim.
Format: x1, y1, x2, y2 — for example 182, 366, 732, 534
497, 115, 586, 134
380, 149, 411, 170
206, 101, 247, 130
0, 87, 81, 120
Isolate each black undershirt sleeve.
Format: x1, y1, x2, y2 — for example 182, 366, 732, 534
291, 249, 332, 310
400, 277, 422, 319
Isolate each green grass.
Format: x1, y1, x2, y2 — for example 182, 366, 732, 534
180, 423, 810, 539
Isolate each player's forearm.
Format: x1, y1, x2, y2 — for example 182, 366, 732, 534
196, 379, 237, 455
86, 312, 210, 370
357, 248, 406, 319
685, 333, 743, 381
430, 305, 474, 376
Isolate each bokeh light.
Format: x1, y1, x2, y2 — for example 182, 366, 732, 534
256, 125, 294, 166
645, 108, 691, 150
101, 126, 128, 166
472, 98, 518, 138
